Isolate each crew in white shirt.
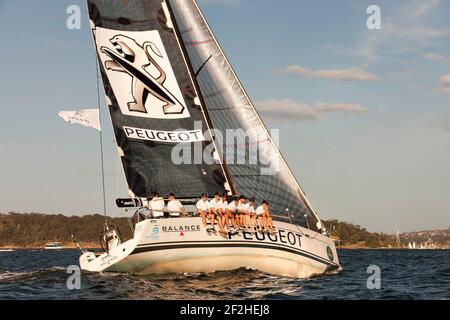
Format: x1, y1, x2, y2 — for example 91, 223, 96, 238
218, 193, 228, 213
246, 198, 257, 229
218, 193, 229, 232
149, 192, 165, 218
256, 200, 273, 232
255, 202, 266, 230
208, 192, 222, 233
263, 201, 274, 232
166, 193, 184, 217
196, 193, 211, 231
225, 196, 239, 232
236, 195, 248, 229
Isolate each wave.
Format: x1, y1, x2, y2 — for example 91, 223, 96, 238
0, 267, 67, 282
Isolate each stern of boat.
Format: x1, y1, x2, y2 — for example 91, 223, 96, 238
79, 238, 137, 273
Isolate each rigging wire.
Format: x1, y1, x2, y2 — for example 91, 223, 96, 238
95, 54, 108, 226
64, 216, 85, 254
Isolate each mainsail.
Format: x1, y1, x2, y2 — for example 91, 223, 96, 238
87, 0, 231, 198
87, 0, 323, 230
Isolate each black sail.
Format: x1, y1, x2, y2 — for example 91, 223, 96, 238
87, 0, 230, 198
167, 0, 322, 228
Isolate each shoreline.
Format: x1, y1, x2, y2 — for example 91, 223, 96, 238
0, 243, 101, 250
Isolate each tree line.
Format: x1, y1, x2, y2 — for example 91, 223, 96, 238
0, 213, 132, 247
0, 212, 399, 248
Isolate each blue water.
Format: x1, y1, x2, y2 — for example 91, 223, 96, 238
0, 249, 449, 300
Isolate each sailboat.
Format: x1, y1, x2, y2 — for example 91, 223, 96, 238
79, 0, 341, 278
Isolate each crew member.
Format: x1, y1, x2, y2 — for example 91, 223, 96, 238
264, 201, 274, 232
256, 200, 274, 232
246, 198, 257, 230
149, 191, 165, 218
197, 193, 211, 231
255, 200, 266, 231
225, 196, 239, 233
219, 193, 229, 232
237, 195, 248, 230
167, 193, 184, 217
209, 192, 223, 233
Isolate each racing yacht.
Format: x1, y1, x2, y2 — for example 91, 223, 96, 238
79, 0, 341, 278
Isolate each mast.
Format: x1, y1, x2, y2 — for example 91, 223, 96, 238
164, 0, 237, 196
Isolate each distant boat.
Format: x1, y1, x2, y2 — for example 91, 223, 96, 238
0, 249, 13, 252
44, 242, 64, 250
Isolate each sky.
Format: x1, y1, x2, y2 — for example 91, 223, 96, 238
0, 0, 449, 233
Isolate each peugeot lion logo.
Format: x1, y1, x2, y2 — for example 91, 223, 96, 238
100, 34, 186, 116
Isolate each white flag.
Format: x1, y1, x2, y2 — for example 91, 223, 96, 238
58, 109, 101, 131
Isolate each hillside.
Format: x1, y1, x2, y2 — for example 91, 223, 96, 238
400, 229, 450, 249
0, 213, 132, 248
324, 219, 450, 249
323, 219, 396, 248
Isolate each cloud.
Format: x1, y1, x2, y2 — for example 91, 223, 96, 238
423, 53, 446, 61
257, 99, 318, 121
339, 0, 449, 64
256, 99, 368, 121
280, 65, 377, 81
316, 103, 369, 113
438, 74, 450, 94
440, 74, 450, 86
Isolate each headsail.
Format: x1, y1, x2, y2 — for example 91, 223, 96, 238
87, 0, 231, 198
167, 0, 323, 229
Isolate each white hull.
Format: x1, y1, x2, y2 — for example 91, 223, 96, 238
80, 218, 341, 279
